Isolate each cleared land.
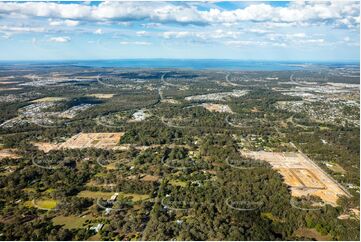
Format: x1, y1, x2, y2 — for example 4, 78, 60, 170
31, 97, 66, 103
294, 228, 332, 241
77, 191, 150, 202
201, 103, 233, 113
0, 149, 21, 160
25, 199, 58, 210
185, 90, 247, 101
240, 151, 350, 206
34, 133, 124, 152
87, 93, 115, 99
52, 214, 95, 229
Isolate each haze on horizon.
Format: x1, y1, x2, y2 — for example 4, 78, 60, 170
0, 0, 359, 62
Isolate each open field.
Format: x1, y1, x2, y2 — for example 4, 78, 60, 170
31, 97, 66, 103
201, 103, 233, 113
0, 149, 21, 160
185, 90, 247, 101
169, 179, 187, 187
34, 133, 124, 152
77, 191, 114, 199
25, 199, 58, 210
324, 162, 346, 174
87, 93, 115, 99
294, 228, 332, 241
52, 215, 95, 229
77, 191, 150, 202
0, 88, 22, 91
59, 133, 124, 149
32, 142, 59, 153
240, 151, 350, 206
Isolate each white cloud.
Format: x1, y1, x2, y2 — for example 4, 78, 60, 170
49, 36, 71, 43
224, 40, 286, 47
94, 28, 103, 35
162, 29, 241, 40
0, 1, 358, 27
49, 19, 79, 27
300, 38, 325, 44
248, 28, 271, 34
163, 31, 192, 39
292, 33, 306, 38
119, 41, 151, 45
136, 31, 147, 36
64, 20, 79, 27
0, 25, 45, 33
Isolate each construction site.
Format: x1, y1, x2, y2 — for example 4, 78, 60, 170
201, 103, 234, 113
240, 151, 351, 206
34, 132, 124, 152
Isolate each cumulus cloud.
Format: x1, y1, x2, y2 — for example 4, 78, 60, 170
162, 29, 241, 40
119, 41, 151, 45
224, 40, 286, 47
94, 28, 103, 35
0, 25, 45, 33
136, 31, 147, 36
163, 31, 192, 39
0, 25, 45, 38
0, 1, 358, 27
49, 36, 71, 43
49, 19, 79, 27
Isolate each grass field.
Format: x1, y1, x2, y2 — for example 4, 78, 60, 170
52, 215, 95, 229
325, 162, 346, 174
169, 179, 187, 187
26, 199, 58, 210
87, 94, 115, 99
77, 190, 150, 202
31, 97, 66, 103
77, 191, 114, 199
22, 187, 36, 193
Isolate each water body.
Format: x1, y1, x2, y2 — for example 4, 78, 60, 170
0, 59, 358, 71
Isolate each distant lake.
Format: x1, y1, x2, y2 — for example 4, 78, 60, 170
1, 59, 359, 71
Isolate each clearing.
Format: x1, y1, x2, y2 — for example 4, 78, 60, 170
87, 94, 115, 99
25, 199, 58, 210
240, 151, 350, 206
201, 103, 233, 113
33, 132, 124, 152
77, 191, 150, 202
294, 228, 332, 241
52, 214, 95, 229
0, 149, 21, 160
31, 97, 66, 103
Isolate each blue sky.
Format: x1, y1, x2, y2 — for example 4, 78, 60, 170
0, 1, 359, 61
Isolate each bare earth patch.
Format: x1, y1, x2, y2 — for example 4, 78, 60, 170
0, 149, 21, 160
33, 132, 124, 152
161, 98, 180, 104
33, 142, 59, 153
294, 228, 332, 241
241, 150, 350, 206
201, 103, 234, 113
87, 93, 115, 99
31, 97, 66, 103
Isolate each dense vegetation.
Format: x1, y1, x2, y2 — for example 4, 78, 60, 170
0, 66, 359, 240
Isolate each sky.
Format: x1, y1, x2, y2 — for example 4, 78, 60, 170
0, 0, 359, 62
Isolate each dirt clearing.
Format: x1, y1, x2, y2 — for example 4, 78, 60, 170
240, 150, 350, 206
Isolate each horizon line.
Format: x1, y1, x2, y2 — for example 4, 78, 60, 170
0, 58, 359, 64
